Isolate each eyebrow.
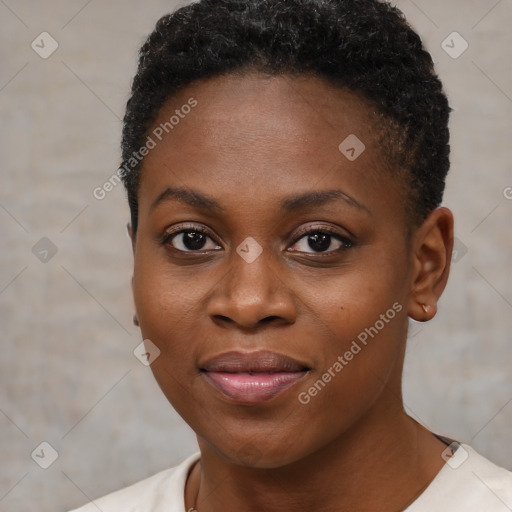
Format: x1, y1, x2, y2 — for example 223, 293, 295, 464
149, 187, 370, 215
280, 189, 370, 215
150, 187, 224, 214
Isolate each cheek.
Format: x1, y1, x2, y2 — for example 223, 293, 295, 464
290, 304, 407, 459
130, 230, 410, 464
291, 262, 407, 410
302, 252, 406, 338
132, 247, 206, 375
134, 279, 201, 356
132, 262, 207, 420
133, 238, 209, 328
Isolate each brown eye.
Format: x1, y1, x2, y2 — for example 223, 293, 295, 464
289, 229, 353, 254
163, 225, 222, 252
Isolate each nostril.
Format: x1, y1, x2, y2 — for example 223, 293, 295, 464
261, 315, 280, 324
214, 315, 232, 323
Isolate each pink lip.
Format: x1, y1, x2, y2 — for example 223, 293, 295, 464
200, 350, 310, 404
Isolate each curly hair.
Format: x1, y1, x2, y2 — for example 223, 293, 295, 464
120, 0, 450, 235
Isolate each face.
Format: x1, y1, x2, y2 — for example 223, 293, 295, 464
131, 73, 418, 468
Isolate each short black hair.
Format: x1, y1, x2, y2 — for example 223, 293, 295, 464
120, 0, 450, 235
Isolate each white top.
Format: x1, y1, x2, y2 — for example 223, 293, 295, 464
69, 443, 512, 511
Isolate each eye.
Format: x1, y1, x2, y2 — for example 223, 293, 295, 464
163, 223, 222, 253
289, 227, 353, 254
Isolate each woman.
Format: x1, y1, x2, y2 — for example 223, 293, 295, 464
71, 0, 512, 510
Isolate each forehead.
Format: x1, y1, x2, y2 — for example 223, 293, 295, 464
145, 72, 378, 156
137, 73, 405, 225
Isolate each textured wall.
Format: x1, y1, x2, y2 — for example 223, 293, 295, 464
0, 1, 510, 510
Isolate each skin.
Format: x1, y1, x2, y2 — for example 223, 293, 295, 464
127, 72, 454, 512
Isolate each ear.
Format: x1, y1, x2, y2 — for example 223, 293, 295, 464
407, 207, 454, 322
127, 222, 140, 327
127, 222, 136, 256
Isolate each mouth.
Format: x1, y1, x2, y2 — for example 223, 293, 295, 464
199, 350, 311, 404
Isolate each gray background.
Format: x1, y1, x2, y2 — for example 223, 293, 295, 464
0, 0, 511, 510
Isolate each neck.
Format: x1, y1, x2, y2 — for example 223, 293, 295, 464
186, 393, 448, 512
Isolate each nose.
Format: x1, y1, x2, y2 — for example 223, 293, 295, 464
206, 243, 297, 330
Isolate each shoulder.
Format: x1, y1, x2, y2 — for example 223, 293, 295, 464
407, 442, 512, 511
67, 452, 200, 512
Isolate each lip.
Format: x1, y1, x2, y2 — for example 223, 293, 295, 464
200, 350, 310, 404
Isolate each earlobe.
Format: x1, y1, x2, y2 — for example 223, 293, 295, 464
407, 207, 454, 322
131, 275, 140, 327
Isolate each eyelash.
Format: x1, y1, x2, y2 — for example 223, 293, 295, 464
161, 222, 354, 255
161, 223, 214, 248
